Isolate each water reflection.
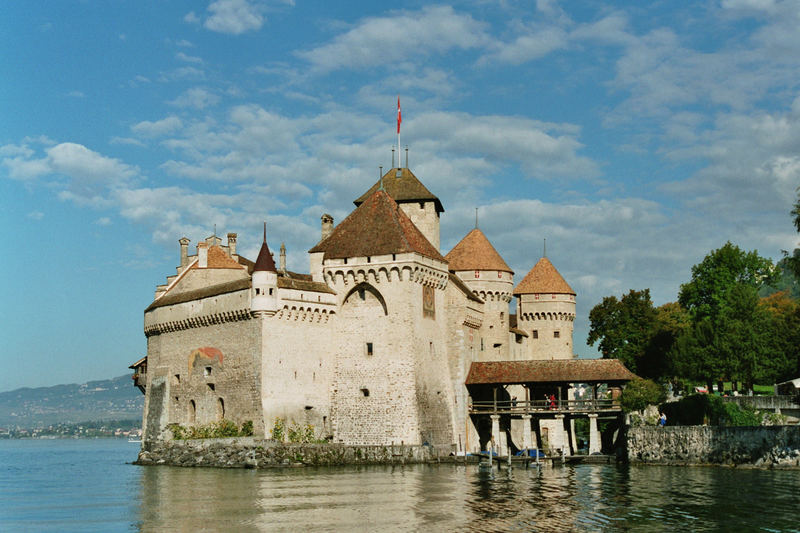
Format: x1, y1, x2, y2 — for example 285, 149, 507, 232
135, 463, 800, 532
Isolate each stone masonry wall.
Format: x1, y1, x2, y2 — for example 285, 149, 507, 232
626, 426, 800, 467
144, 300, 263, 441
136, 437, 444, 468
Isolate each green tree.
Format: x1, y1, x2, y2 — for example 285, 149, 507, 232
587, 289, 657, 375
678, 241, 775, 321
676, 243, 778, 393
788, 191, 800, 278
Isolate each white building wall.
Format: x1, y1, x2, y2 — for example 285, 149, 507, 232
516, 293, 576, 360
399, 201, 440, 251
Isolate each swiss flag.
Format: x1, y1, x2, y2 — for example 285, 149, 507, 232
397, 96, 401, 134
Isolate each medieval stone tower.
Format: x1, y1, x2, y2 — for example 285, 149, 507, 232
514, 257, 576, 360
445, 228, 514, 361
354, 167, 443, 251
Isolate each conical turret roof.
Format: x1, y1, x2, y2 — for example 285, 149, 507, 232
513, 257, 575, 295
445, 228, 513, 274
253, 225, 277, 272
354, 168, 443, 213
310, 188, 445, 262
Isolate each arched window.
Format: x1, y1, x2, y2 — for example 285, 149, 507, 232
188, 400, 196, 424
217, 398, 225, 420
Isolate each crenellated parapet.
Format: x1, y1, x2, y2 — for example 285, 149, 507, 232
274, 305, 336, 323
473, 289, 512, 303
144, 308, 252, 337
323, 263, 448, 289
519, 311, 575, 322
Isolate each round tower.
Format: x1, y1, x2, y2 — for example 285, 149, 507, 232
514, 257, 576, 360
445, 228, 514, 361
251, 223, 278, 316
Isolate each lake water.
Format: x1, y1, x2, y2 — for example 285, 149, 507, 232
1, 439, 799, 532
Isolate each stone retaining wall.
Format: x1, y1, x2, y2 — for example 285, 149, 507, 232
135, 438, 447, 468
625, 426, 800, 467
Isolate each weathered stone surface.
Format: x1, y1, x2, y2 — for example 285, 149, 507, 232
625, 426, 800, 468
135, 438, 444, 468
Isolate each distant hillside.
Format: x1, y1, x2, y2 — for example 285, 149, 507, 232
0, 375, 144, 427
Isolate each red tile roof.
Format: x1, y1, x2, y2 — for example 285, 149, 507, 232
207, 245, 246, 269
309, 188, 446, 262
513, 257, 575, 295
465, 359, 637, 385
354, 168, 443, 213
445, 228, 513, 273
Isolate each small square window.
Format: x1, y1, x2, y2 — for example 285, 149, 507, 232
366, 342, 373, 356
207, 383, 215, 391
554, 331, 560, 338
532, 330, 539, 339
360, 388, 370, 397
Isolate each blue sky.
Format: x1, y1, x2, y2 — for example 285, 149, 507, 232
2, 0, 799, 391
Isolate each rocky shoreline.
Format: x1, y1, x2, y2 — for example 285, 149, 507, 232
625, 425, 800, 468
135, 437, 445, 468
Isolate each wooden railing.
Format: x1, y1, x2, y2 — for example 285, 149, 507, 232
468, 398, 621, 415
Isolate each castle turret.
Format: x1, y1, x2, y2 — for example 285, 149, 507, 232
445, 228, 514, 360
514, 257, 576, 360
353, 167, 443, 251
251, 223, 278, 316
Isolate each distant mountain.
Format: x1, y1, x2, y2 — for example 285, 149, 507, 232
0, 375, 144, 427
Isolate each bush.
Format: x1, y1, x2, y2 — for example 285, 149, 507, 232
169, 419, 255, 440
271, 417, 285, 442
660, 394, 763, 426
620, 379, 666, 412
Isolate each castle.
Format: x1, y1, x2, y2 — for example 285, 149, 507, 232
133, 164, 629, 455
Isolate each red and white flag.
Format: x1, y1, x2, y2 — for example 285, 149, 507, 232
397, 96, 402, 134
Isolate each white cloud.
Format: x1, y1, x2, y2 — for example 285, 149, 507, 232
168, 88, 219, 109
184, 11, 200, 24
176, 39, 195, 47
479, 27, 569, 65
176, 52, 203, 64
204, 0, 264, 35
27, 211, 44, 220
110, 137, 146, 147
297, 6, 489, 73
131, 116, 184, 137
94, 217, 112, 226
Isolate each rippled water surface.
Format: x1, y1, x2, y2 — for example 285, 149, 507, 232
1, 439, 799, 532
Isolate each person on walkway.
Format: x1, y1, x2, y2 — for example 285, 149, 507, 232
659, 412, 667, 427
549, 394, 556, 410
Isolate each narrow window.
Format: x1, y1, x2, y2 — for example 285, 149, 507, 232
204, 366, 212, 377
366, 342, 373, 356
344, 258, 348, 265
532, 330, 539, 339
554, 331, 560, 338
419, 202, 424, 209
217, 398, 225, 420
255, 288, 261, 295
367, 256, 371, 263
360, 388, 370, 397
500, 312, 504, 321
480, 338, 484, 351
188, 400, 196, 424
392, 254, 396, 261
269, 288, 273, 295
173, 374, 181, 385
207, 383, 215, 391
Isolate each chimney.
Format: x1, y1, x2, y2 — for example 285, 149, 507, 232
321, 214, 334, 241
227, 233, 237, 257
197, 242, 208, 268
280, 242, 286, 271
179, 237, 190, 267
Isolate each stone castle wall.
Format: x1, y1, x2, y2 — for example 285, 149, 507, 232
626, 426, 800, 467
143, 313, 264, 441
399, 201, 439, 251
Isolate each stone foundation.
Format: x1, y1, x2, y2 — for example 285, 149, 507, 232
625, 426, 800, 468
135, 438, 448, 468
